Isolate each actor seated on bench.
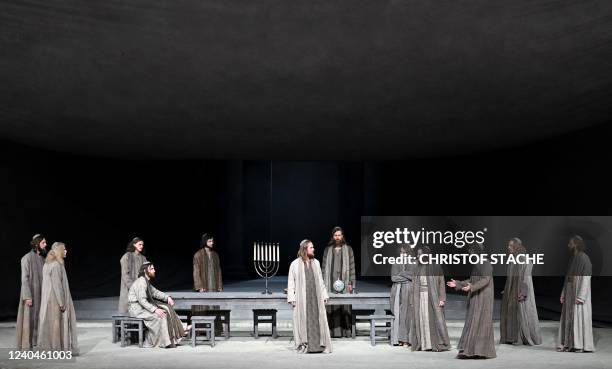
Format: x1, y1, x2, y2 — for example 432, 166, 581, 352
128, 262, 189, 348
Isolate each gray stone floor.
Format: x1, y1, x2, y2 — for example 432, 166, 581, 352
0, 321, 610, 369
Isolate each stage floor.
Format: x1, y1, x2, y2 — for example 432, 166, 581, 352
0, 322, 610, 369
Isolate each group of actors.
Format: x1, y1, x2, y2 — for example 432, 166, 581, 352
16, 228, 595, 359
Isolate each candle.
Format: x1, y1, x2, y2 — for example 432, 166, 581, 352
276, 244, 279, 262
253, 243, 256, 261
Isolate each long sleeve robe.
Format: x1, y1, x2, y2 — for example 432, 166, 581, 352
455, 261, 496, 359
322, 244, 355, 337
118, 252, 147, 313
390, 261, 414, 344
16, 251, 44, 350
37, 261, 79, 355
128, 276, 183, 348
557, 251, 594, 352
288, 258, 332, 353
193, 248, 222, 291
410, 264, 450, 351
500, 262, 542, 345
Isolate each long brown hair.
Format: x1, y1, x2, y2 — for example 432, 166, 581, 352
126, 237, 145, 253
297, 239, 312, 261
30, 234, 45, 252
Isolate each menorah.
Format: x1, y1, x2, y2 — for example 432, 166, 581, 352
253, 242, 280, 294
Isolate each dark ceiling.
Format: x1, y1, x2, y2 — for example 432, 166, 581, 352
1, 0, 611, 159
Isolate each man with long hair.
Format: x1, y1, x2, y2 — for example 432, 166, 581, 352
192, 233, 223, 334
119, 237, 148, 313
16, 234, 47, 350
128, 262, 188, 348
288, 239, 332, 353
321, 226, 355, 338
557, 235, 594, 352
37, 242, 79, 355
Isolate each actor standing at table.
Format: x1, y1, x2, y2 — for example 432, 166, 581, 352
557, 235, 594, 352
447, 243, 496, 359
16, 234, 47, 350
193, 233, 223, 292
119, 237, 148, 313
192, 233, 223, 334
500, 237, 542, 346
411, 246, 450, 352
390, 246, 414, 346
288, 239, 332, 353
322, 226, 355, 338
37, 242, 79, 355
128, 262, 187, 348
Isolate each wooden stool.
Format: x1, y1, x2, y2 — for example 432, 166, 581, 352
111, 314, 129, 343
356, 314, 395, 346
191, 316, 216, 347
350, 309, 375, 338
199, 309, 231, 339
119, 317, 145, 347
252, 309, 277, 339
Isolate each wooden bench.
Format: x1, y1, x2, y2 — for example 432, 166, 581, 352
196, 309, 231, 339
350, 309, 376, 338
191, 315, 216, 347
114, 316, 145, 347
356, 314, 394, 346
252, 309, 278, 339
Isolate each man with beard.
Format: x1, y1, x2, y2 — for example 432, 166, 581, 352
192, 233, 223, 334
119, 237, 148, 313
128, 262, 188, 348
288, 239, 332, 353
37, 242, 79, 355
557, 235, 594, 352
447, 243, 496, 359
322, 226, 355, 338
500, 237, 542, 346
16, 234, 47, 350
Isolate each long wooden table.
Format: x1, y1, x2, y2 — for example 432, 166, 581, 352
170, 292, 390, 311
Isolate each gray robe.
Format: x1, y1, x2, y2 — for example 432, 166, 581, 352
557, 251, 594, 352
37, 261, 79, 355
411, 264, 450, 351
455, 261, 496, 359
16, 251, 44, 350
119, 252, 147, 313
322, 244, 355, 338
390, 261, 414, 344
288, 258, 332, 353
128, 276, 182, 348
500, 262, 542, 345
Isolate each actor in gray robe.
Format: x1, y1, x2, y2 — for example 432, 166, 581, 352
16, 234, 46, 350
389, 247, 414, 346
128, 262, 186, 348
322, 226, 356, 338
448, 244, 496, 359
288, 239, 332, 353
557, 235, 594, 352
500, 238, 542, 345
119, 237, 148, 313
37, 242, 79, 355
411, 248, 450, 352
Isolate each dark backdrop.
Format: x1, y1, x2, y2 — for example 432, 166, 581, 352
2, 122, 612, 323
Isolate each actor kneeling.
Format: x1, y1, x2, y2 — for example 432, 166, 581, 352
128, 262, 187, 348
288, 239, 332, 353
